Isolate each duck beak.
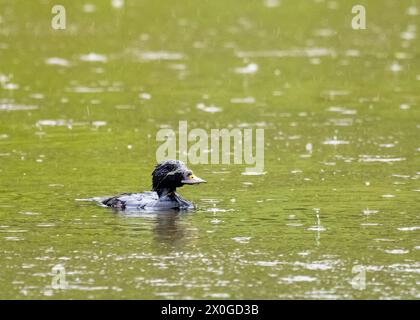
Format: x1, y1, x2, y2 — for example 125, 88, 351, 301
182, 173, 206, 184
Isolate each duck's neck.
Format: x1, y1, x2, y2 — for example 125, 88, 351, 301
156, 188, 176, 198
155, 187, 192, 208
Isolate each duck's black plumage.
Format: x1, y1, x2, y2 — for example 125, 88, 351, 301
102, 160, 206, 211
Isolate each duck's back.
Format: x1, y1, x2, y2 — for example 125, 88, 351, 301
102, 192, 159, 210
102, 191, 193, 211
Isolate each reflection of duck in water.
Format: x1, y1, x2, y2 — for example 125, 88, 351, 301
153, 212, 188, 245
102, 160, 206, 211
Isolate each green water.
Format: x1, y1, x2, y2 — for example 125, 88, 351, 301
0, 0, 419, 299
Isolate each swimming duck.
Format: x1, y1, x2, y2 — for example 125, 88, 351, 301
102, 160, 206, 211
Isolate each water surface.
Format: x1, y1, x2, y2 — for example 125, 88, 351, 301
0, 0, 419, 299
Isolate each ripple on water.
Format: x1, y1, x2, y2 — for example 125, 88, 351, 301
407, 6, 419, 15
67, 86, 104, 93
327, 106, 356, 115
2, 83, 19, 90
379, 143, 396, 148
37, 119, 72, 127
345, 49, 361, 57
294, 261, 335, 271
327, 118, 353, 126
200, 198, 221, 204
232, 237, 251, 244
79, 53, 107, 63
196, 102, 222, 113
1, 229, 27, 233
230, 97, 256, 104
234, 63, 258, 74
385, 249, 409, 255
323, 138, 349, 145
389, 62, 403, 73
139, 93, 152, 100
45, 57, 70, 67
207, 293, 230, 298
36, 223, 56, 228
400, 31, 416, 41
206, 208, 233, 213
264, 0, 280, 8
314, 28, 336, 37
154, 292, 179, 297
136, 51, 185, 61
19, 211, 41, 216
36, 119, 106, 128
115, 105, 135, 110
306, 226, 326, 231
168, 63, 187, 71
0, 104, 38, 111
83, 3, 96, 13
241, 171, 266, 176
397, 226, 420, 231
92, 121, 107, 127
359, 155, 406, 163
322, 91, 351, 100
4, 236, 23, 241
363, 209, 379, 215
65, 285, 110, 291
286, 223, 304, 227
392, 174, 410, 179
111, 0, 125, 9
236, 48, 334, 59
279, 276, 317, 283
254, 261, 279, 267
30, 93, 44, 100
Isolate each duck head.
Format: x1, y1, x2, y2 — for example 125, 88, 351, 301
152, 160, 206, 196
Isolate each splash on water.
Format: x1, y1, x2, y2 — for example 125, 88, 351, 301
232, 237, 252, 244
136, 51, 185, 61
323, 137, 349, 145
397, 226, 420, 231
0, 104, 38, 111
80, 53, 107, 63
230, 97, 256, 104
45, 57, 70, 67
359, 156, 406, 163
236, 48, 334, 58
234, 63, 258, 74
196, 102, 222, 113
385, 249, 409, 255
